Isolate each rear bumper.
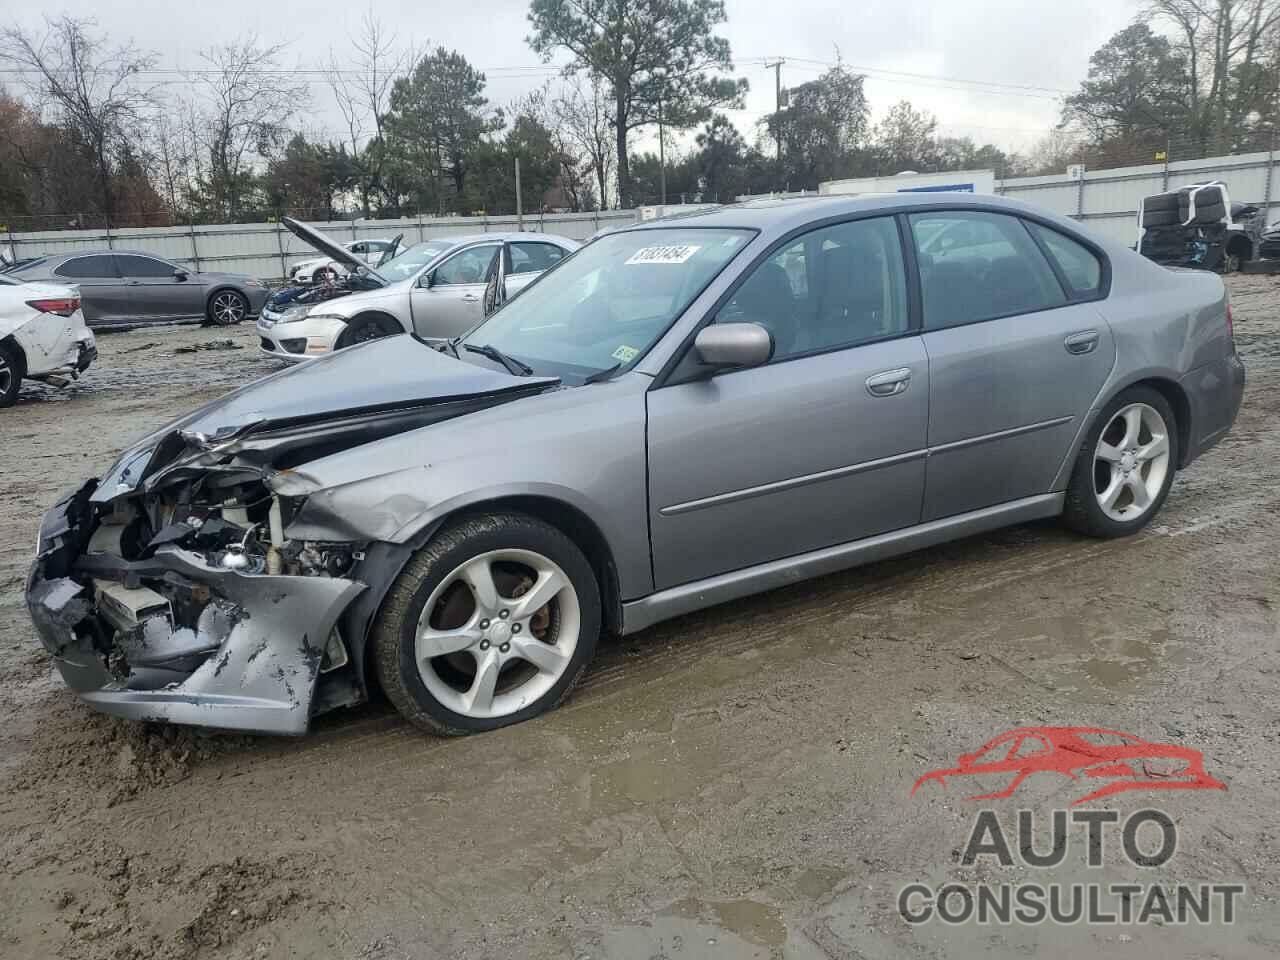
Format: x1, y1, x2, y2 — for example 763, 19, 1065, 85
25, 482, 363, 735
1180, 351, 1245, 465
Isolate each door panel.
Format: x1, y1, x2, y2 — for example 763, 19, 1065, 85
410, 244, 498, 338
647, 337, 930, 590
53, 255, 123, 323
922, 303, 1115, 519
114, 255, 203, 319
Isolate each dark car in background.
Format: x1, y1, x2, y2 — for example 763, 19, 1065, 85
3, 250, 270, 328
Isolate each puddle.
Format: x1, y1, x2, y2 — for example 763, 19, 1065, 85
990, 614, 1178, 693
597, 897, 827, 959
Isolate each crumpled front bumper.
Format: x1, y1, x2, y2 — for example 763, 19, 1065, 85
25, 482, 364, 735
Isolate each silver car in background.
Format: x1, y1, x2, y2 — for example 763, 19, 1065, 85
27, 194, 1243, 738
257, 218, 578, 361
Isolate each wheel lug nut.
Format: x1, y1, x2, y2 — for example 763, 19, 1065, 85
499, 642, 510, 653
479, 619, 490, 629
498, 609, 510, 620
512, 623, 522, 634
479, 639, 490, 650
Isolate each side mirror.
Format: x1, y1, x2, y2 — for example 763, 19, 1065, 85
420, 270, 435, 289
693, 322, 773, 370
174, 269, 189, 281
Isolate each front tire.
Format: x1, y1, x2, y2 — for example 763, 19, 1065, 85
207, 289, 249, 326
336, 313, 400, 348
373, 513, 601, 736
1063, 386, 1179, 538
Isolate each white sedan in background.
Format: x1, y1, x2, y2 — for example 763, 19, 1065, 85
287, 237, 401, 284
0, 274, 97, 407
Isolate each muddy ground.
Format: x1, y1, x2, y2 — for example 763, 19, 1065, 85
1, 286, 1278, 959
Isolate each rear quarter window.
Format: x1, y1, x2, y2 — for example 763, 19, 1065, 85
1027, 222, 1104, 299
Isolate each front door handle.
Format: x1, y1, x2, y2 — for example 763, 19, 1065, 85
461, 294, 480, 303
1064, 329, 1100, 355
865, 367, 912, 397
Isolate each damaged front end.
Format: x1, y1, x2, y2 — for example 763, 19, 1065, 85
25, 334, 562, 734
27, 466, 364, 735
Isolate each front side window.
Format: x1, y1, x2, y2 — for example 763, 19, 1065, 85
114, 255, 177, 278
715, 216, 908, 361
509, 241, 566, 275
910, 211, 1066, 330
433, 245, 499, 285
374, 241, 453, 282
463, 227, 752, 379
55, 255, 119, 279
1027, 222, 1103, 299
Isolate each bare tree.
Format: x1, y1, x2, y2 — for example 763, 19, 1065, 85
326, 11, 415, 215
0, 15, 157, 226
195, 35, 306, 220
553, 75, 615, 209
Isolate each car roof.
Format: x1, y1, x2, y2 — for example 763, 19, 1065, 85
620, 193, 1099, 243
435, 232, 579, 246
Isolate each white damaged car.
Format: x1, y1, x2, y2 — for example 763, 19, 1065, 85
0, 273, 96, 407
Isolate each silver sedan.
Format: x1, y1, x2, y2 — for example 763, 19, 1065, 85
258, 225, 579, 362
28, 193, 1243, 737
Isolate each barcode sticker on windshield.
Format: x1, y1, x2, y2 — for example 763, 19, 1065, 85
626, 244, 701, 265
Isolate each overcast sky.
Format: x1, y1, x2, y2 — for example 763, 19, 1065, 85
12, 0, 1140, 156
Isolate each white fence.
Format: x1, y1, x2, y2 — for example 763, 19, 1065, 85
7, 149, 1280, 274
997, 149, 1280, 247
3, 210, 639, 281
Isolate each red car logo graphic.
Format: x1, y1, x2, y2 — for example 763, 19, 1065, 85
911, 726, 1225, 806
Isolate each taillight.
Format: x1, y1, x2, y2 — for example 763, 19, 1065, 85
1226, 303, 1234, 337
25, 297, 80, 317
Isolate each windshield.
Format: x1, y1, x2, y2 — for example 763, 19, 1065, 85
461, 227, 753, 379
377, 240, 455, 281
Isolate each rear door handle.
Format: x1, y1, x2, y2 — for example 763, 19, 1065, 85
1064, 329, 1100, 355
461, 294, 480, 303
865, 367, 912, 397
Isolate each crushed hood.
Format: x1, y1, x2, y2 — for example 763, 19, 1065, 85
283, 217, 387, 284
93, 335, 559, 501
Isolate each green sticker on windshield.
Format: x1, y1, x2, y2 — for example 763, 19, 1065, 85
612, 345, 640, 363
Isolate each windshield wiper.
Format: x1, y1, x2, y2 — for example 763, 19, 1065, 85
435, 336, 462, 358
582, 362, 621, 384
463, 343, 533, 376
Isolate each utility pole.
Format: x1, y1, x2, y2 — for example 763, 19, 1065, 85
658, 92, 667, 206
515, 156, 523, 230
765, 58, 786, 173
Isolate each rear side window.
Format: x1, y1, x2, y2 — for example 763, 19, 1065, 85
1027, 222, 1104, 299
55, 255, 119, 279
910, 211, 1065, 330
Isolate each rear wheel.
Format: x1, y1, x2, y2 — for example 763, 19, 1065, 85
373, 513, 601, 735
0, 341, 23, 407
1063, 386, 1178, 538
207, 290, 248, 326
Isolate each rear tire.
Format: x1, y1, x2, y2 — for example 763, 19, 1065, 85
0, 341, 23, 407
1063, 386, 1179, 538
373, 513, 601, 736
1142, 209, 1182, 227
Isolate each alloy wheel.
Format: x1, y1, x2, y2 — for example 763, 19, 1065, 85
414, 549, 580, 719
211, 292, 246, 325
0, 354, 12, 397
1092, 402, 1171, 522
